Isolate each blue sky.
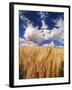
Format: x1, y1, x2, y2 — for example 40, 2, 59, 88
19, 10, 64, 47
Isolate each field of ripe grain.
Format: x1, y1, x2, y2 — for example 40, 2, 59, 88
19, 46, 64, 79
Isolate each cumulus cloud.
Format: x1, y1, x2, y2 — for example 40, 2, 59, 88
55, 18, 64, 30
42, 44, 49, 47
20, 41, 38, 47
44, 18, 64, 41
19, 38, 26, 44
42, 41, 55, 47
19, 37, 38, 47
41, 20, 48, 30
56, 45, 63, 48
24, 24, 45, 44
49, 41, 55, 47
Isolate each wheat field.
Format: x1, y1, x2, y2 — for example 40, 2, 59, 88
19, 46, 64, 79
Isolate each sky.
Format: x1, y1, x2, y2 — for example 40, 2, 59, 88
19, 10, 64, 47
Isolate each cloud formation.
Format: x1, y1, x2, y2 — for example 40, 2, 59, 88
44, 18, 64, 41
19, 37, 38, 47
42, 41, 55, 47
38, 12, 49, 19
20, 18, 64, 47
20, 14, 33, 28
19, 11, 64, 47
24, 24, 45, 44
19, 38, 26, 44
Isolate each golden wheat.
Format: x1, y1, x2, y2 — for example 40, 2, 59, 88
19, 46, 64, 79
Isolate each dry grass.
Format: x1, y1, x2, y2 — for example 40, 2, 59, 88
19, 46, 64, 79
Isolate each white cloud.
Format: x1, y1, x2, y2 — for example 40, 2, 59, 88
48, 41, 55, 47
24, 24, 45, 44
59, 39, 64, 44
20, 14, 45, 44
19, 38, 26, 44
39, 12, 49, 19
20, 37, 38, 47
43, 18, 64, 41
20, 15, 33, 27
56, 45, 63, 48
42, 41, 55, 47
55, 18, 64, 30
42, 44, 49, 47
39, 12, 49, 30
20, 41, 38, 47
41, 20, 48, 29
